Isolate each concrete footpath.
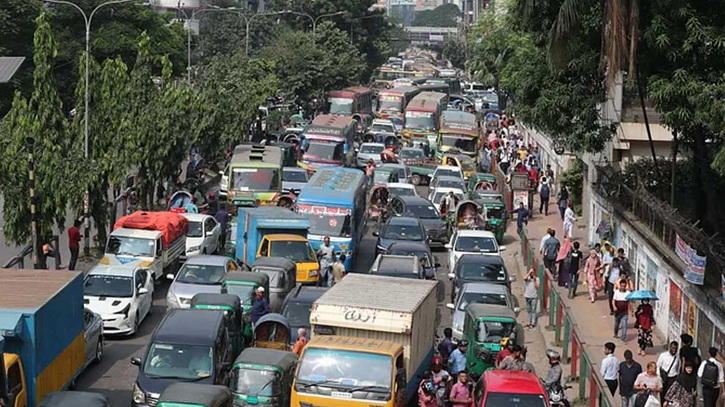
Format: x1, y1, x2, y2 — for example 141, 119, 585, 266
506, 195, 665, 406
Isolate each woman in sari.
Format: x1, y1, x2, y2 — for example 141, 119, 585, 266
663, 361, 697, 407
635, 299, 655, 356
583, 249, 604, 303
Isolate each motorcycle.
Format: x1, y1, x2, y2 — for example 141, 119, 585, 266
547, 383, 571, 407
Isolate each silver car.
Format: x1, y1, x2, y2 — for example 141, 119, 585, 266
282, 167, 309, 194
447, 282, 520, 340
82, 307, 104, 367
166, 255, 239, 309
357, 143, 385, 167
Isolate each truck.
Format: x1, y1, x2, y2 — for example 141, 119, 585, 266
104, 211, 188, 280
1, 269, 91, 407
235, 207, 310, 267
292, 274, 437, 407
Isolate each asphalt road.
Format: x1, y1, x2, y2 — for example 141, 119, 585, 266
72, 184, 459, 406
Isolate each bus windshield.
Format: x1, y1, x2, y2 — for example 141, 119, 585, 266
405, 111, 435, 131
308, 214, 352, 238
231, 168, 280, 191
441, 136, 476, 152
328, 98, 354, 115
303, 142, 345, 163
377, 95, 403, 112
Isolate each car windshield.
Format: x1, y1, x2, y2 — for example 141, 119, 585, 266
459, 262, 507, 282
372, 124, 395, 133
361, 144, 385, 154
378, 95, 403, 111
486, 207, 504, 219
373, 170, 395, 184
283, 170, 308, 183
84, 275, 133, 298
436, 180, 464, 190
226, 284, 256, 306
187, 221, 203, 238
231, 168, 280, 192
484, 393, 546, 407
270, 241, 315, 262
455, 236, 498, 253
405, 111, 435, 131
383, 224, 424, 241
231, 368, 281, 397
283, 302, 312, 327
441, 136, 476, 152
477, 320, 516, 343
304, 142, 345, 163
405, 204, 439, 219
399, 149, 423, 159
436, 170, 461, 179
433, 192, 464, 204
144, 343, 213, 380
176, 264, 226, 284
389, 187, 416, 197
389, 249, 431, 267
458, 292, 507, 310
106, 236, 154, 257
328, 98, 354, 115
296, 348, 392, 393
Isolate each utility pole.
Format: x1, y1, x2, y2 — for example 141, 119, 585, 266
27, 137, 39, 269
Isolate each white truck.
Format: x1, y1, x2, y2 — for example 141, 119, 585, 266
308, 274, 438, 401
104, 212, 187, 280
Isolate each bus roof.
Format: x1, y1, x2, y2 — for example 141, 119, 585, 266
230, 144, 282, 167
328, 86, 372, 99
304, 115, 355, 138
441, 111, 478, 135
296, 167, 366, 207
305, 335, 403, 356
406, 92, 447, 113
379, 86, 420, 96
442, 110, 477, 124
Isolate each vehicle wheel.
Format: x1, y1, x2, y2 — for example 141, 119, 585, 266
411, 174, 421, 186
94, 338, 104, 363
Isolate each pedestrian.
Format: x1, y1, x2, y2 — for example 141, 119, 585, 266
603, 243, 616, 277
539, 228, 553, 256
542, 229, 560, 276
698, 347, 724, 407
584, 249, 604, 303
538, 177, 551, 215
499, 344, 528, 371
418, 374, 438, 407
365, 159, 376, 178
449, 371, 473, 407
523, 268, 540, 329
612, 279, 632, 342
557, 238, 572, 287
607, 258, 622, 315
332, 254, 346, 285
67, 219, 82, 271
430, 356, 452, 407
617, 248, 632, 278
658, 341, 681, 402
438, 328, 455, 366
557, 186, 569, 221
679, 334, 701, 371
563, 200, 576, 238
448, 341, 468, 376
634, 361, 663, 397
635, 299, 655, 356
511, 202, 532, 235
620, 350, 643, 407
601, 342, 620, 395
215, 203, 229, 250
664, 361, 697, 407
292, 328, 308, 356
495, 340, 515, 368
316, 236, 336, 287
568, 241, 583, 298
545, 164, 555, 184
250, 287, 270, 325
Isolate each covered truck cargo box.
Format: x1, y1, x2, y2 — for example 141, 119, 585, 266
114, 211, 188, 247
0, 269, 85, 407
310, 274, 437, 376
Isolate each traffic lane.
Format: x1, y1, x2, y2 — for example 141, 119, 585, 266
74, 281, 170, 407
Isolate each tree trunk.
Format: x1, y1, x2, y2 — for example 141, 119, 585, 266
692, 129, 720, 233
670, 131, 678, 207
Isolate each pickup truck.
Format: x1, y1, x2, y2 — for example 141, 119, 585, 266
235, 207, 310, 267
105, 211, 188, 280
1, 269, 103, 407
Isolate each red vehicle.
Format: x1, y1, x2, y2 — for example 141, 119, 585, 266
376, 86, 421, 119
327, 86, 373, 128
476, 370, 548, 407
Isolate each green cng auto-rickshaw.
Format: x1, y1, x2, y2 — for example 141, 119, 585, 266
222, 272, 270, 345
480, 200, 508, 243
463, 304, 524, 378
467, 173, 497, 193
230, 348, 298, 407
157, 383, 232, 407
191, 293, 244, 357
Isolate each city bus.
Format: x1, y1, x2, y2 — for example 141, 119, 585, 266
375, 86, 421, 119
372, 67, 426, 89
298, 115, 357, 174
295, 167, 367, 269
426, 77, 462, 96
402, 91, 449, 150
417, 82, 451, 98
227, 144, 286, 207
437, 110, 480, 158
326, 86, 373, 128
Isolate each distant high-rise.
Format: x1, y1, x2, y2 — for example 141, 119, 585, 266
388, 0, 416, 26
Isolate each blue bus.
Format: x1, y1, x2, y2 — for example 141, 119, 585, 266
295, 167, 367, 270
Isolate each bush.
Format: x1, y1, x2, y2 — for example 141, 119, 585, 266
560, 159, 584, 214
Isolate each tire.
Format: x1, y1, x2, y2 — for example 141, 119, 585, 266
94, 338, 104, 363
411, 174, 421, 186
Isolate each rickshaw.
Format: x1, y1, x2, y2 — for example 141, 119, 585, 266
157, 383, 232, 407
379, 149, 398, 164
253, 313, 292, 350
39, 392, 109, 407
191, 293, 244, 357
222, 272, 270, 345
463, 304, 525, 379
167, 190, 193, 213
454, 200, 483, 230
439, 194, 461, 237
251, 257, 297, 313
384, 134, 400, 151
467, 173, 498, 194
230, 348, 298, 407
368, 184, 390, 221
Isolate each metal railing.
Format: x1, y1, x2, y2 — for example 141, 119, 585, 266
3, 236, 62, 269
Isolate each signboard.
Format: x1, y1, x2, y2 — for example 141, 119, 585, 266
685, 296, 697, 339
697, 310, 714, 354
513, 190, 529, 208
669, 280, 682, 342
675, 234, 689, 262
654, 271, 670, 337
297, 204, 352, 216
677, 234, 707, 285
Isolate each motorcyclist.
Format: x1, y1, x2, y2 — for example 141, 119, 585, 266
543, 350, 564, 393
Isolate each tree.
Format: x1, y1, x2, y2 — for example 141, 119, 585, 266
442, 38, 466, 70
0, 0, 42, 115
412, 3, 461, 27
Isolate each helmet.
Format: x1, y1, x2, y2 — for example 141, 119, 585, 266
458, 340, 469, 348
546, 349, 561, 361
432, 355, 443, 366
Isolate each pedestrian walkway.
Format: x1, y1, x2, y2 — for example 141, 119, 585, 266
507, 195, 666, 406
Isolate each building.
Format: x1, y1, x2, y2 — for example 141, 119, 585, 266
388, 0, 417, 26
405, 26, 459, 45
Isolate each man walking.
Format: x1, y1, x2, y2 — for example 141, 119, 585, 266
606, 258, 622, 315
448, 341, 468, 376
317, 236, 336, 287
601, 342, 619, 395
438, 328, 455, 366
698, 347, 724, 407
619, 350, 642, 407
523, 268, 540, 329
542, 230, 560, 276
612, 279, 631, 342
512, 202, 531, 235
538, 177, 551, 215
332, 254, 346, 285
656, 341, 680, 401
215, 203, 229, 250
67, 219, 82, 270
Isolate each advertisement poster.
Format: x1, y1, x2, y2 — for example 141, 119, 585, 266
685, 250, 707, 285
676, 234, 689, 263
698, 311, 714, 356
513, 190, 529, 208
686, 299, 697, 339
714, 328, 725, 364
682, 293, 690, 336
669, 281, 682, 342
655, 272, 671, 338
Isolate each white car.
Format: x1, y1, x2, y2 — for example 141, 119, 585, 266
432, 165, 465, 186
182, 213, 222, 257
83, 263, 154, 335
387, 182, 418, 197
429, 187, 466, 212
370, 119, 397, 135
445, 230, 504, 272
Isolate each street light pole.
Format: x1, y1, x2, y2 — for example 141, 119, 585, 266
285, 10, 343, 40
44, 0, 138, 256
243, 11, 286, 57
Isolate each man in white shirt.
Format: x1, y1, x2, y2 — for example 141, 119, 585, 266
601, 342, 619, 395
698, 347, 725, 407
656, 341, 680, 401
539, 228, 552, 255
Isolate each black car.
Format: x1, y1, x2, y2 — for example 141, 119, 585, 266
373, 216, 428, 256
387, 196, 448, 247
130, 309, 233, 407
281, 286, 328, 344
448, 254, 515, 303
387, 241, 440, 279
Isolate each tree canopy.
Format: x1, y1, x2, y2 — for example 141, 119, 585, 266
412, 3, 461, 27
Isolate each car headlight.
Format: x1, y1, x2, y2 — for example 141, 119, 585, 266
180, 297, 191, 306
454, 320, 463, 332
115, 303, 131, 318
187, 245, 201, 253
309, 269, 319, 277
132, 383, 146, 404
166, 293, 179, 308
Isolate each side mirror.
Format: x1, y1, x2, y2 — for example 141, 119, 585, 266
514, 306, 521, 314
206, 231, 214, 237
444, 243, 452, 250
446, 303, 455, 310
372, 231, 379, 237
138, 287, 149, 295
131, 357, 142, 367
509, 275, 516, 282
166, 273, 175, 280
500, 246, 507, 252
447, 273, 455, 279
219, 171, 224, 176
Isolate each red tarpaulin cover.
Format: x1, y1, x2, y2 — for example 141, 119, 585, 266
113, 211, 188, 248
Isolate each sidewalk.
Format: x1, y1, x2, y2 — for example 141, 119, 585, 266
507, 195, 666, 406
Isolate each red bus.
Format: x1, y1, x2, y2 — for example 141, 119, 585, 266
375, 86, 421, 119
402, 92, 448, 147
327, 86, 373, 128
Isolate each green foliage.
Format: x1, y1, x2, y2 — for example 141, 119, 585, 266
412, 3, 461, 27
560, 159, 584, 214
442, 38, 466, 70
0, 0, 42, 115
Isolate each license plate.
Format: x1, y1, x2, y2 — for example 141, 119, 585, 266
331, 391, 353, 398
